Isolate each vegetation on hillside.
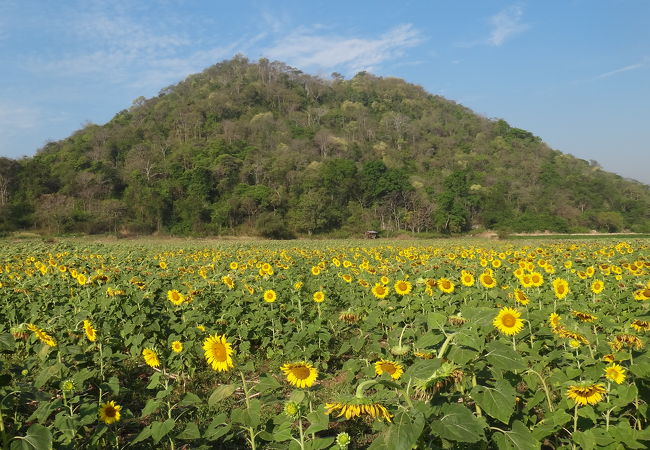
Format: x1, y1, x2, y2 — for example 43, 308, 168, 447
1, 56, 648, 236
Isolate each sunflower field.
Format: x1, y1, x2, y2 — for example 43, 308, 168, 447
1, 238, 649, 449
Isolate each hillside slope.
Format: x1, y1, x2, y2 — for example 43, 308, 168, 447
1, 56, 648, 236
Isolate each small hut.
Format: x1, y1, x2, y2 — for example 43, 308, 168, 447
365, 230, 379, 239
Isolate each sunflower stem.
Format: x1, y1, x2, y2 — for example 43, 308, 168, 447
355, 380, 379, 399
526, 369, 554, 412
437, 333, 456, 360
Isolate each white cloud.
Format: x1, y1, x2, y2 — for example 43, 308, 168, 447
487, 5, 529, 46
0, 102, 39, 132
262, 24, 424, 75
595, 58, 648, 79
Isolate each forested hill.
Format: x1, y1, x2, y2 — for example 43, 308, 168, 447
1, 56, 649, 236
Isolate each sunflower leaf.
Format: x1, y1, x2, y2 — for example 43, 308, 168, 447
492, 421, 540, 450
430, 403, 485, 443
471, 379, 516, 424
208, 384, 236, 406
485, 341, 526, 371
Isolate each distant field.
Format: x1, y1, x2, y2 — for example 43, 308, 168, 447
1, 237, 648, 448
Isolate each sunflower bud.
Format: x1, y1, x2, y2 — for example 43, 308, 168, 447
283, 401, 300, 419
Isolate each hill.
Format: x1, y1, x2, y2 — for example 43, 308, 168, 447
1, 55, 649, 236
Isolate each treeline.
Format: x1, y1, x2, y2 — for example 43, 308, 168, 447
1, 56, 649, 237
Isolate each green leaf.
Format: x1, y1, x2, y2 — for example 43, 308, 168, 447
430, 404, 485, 443
151, 418, 175, 444
304, 437, 336, 450
427, 312, 447, 330
471, 379, 516, 424
204, 414, 230, 441
492, 421, 539, 450
253, 375, 281, 394
176, 422, 201, 440
368, 411, 424, 450
0, 333, 16, 351
531, 409, 571, 440
573, 429, 596, 450
179, 392, 202, 406
146, 371, 161, 389
131, 425, 152, 445
485, 341, 526, 372
10, 424, 52, 450
271, 421, 293, 442
289, 390, 305, 404
415, 332, 443, 349
447, 346, 479, 365
208, 384, 236, 406
305, 410, 329, 435
34, 363, 63, 388
140, 399, 161, 417
405, 359, 442, 380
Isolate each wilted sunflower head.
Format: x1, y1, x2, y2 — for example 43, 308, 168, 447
325, 397, 392, 422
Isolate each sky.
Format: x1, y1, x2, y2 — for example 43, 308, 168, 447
1, 0, 649, 184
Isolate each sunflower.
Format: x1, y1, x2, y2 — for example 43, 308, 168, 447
229, 261, 239, 270
604, 364, 626, 384
479, 272, 497, 289
460, 271, 475, 287
281, 362, 318, 388
631, 320, 650, 332
513, 289, 529, 305
572, 310, 597, 323
380, 276, 390, 285
171, 341, 183, 353
493, 307, 524, 336
26, 324, 57, 347
167, 289, 185, 306
325, 399, 392, 422
394, 280, 412, 296
374, 359, 404, 380
609, 334, 644, 351
77, 274, 87, 286
311, 266, 321, 276
222, 276, 235, 289
371, 284, 390, 299
98, 401, 122, 424
530, 272, 544, 287
552, 278, 570, 299
341, 274, 352, 283
203, 334, 234, 372
549, 313, 561, 329
159, 260, 168, 269
83, 320, 97, 342
313, 291, 325, 303
142, 348, 160, 368
566, 383, 606, 406
263, 289, 277, 303
591, 279, 604, 294
438, 278, 455, 294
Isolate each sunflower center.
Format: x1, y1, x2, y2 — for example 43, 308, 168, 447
441, 280, 451, 289
105, 406, 116, 418
502, 314, 517, 327
291, 366, 311, 379
484, 276, 494, 285
379, 362, 396, 374
210, 343, 227, 361
557, 285, 565, 294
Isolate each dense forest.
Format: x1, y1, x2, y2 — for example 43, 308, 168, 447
1, 56, 649, 237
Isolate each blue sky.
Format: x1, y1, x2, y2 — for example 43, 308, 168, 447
1, 0, 649, 184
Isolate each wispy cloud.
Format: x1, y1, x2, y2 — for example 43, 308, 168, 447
487, 5, 529, 46
0, 102, 40, 133
263, 24, 424, 75
595, 58, 648, 79
457, 4, 529, 48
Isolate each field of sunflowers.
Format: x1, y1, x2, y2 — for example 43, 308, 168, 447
0, 238, 649, 449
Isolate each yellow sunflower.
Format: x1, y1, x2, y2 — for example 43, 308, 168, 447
142, 348, 160, 368
281, 362, 318, 388
566, 383, 606, 406
460, 271, 475, 287
438, 278, 455, 294
530, 272, 544, 287
203, 334, 234, 372
631, 320, 650, 332
394, 280, 412, 295
604, 364, 626, 384
263, 289, 277, 303
591, 279, 604, 294
325, 400, 392, 422
371, 283, 390, 299
167, 289, 185, 306
171, 341, 183, 353
549, 312, 561, 329
313, 291, 325, 303
374, 359, 404, 380
479, 272, 497, 289
552, 278, 569, 299
493, 307, 524, 336
513, 289, 529, 305
572, 310, 597, 323
83, 320, 97, 342
98, 401, 122, 424
27, 324, 57, 347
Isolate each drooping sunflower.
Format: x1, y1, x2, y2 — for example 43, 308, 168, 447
325, 399, 392, 422
479, 272, 497, 289
552, 278, 570, 299
631, 320, 650, 332
566, 383, 606, 406
437, 278, 455, 294
83, 320, 97, 342
167, 289, 185, 306
513, 289, 529, 305
281, 362, 318, 388
313, 291, 325, 303
203, 334, 234, 372
142, 348, 160, 368
374, 359, 404, 380
222, 275, 235, 289
492, 307, 524, 336
98, 401, 122, 424
263, 289, 277, 303
26, 324, 57, 347
371, 284, 390, 299
171, 341, 183, 353
572, 310, 598, 323
604, 363, 626, 384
